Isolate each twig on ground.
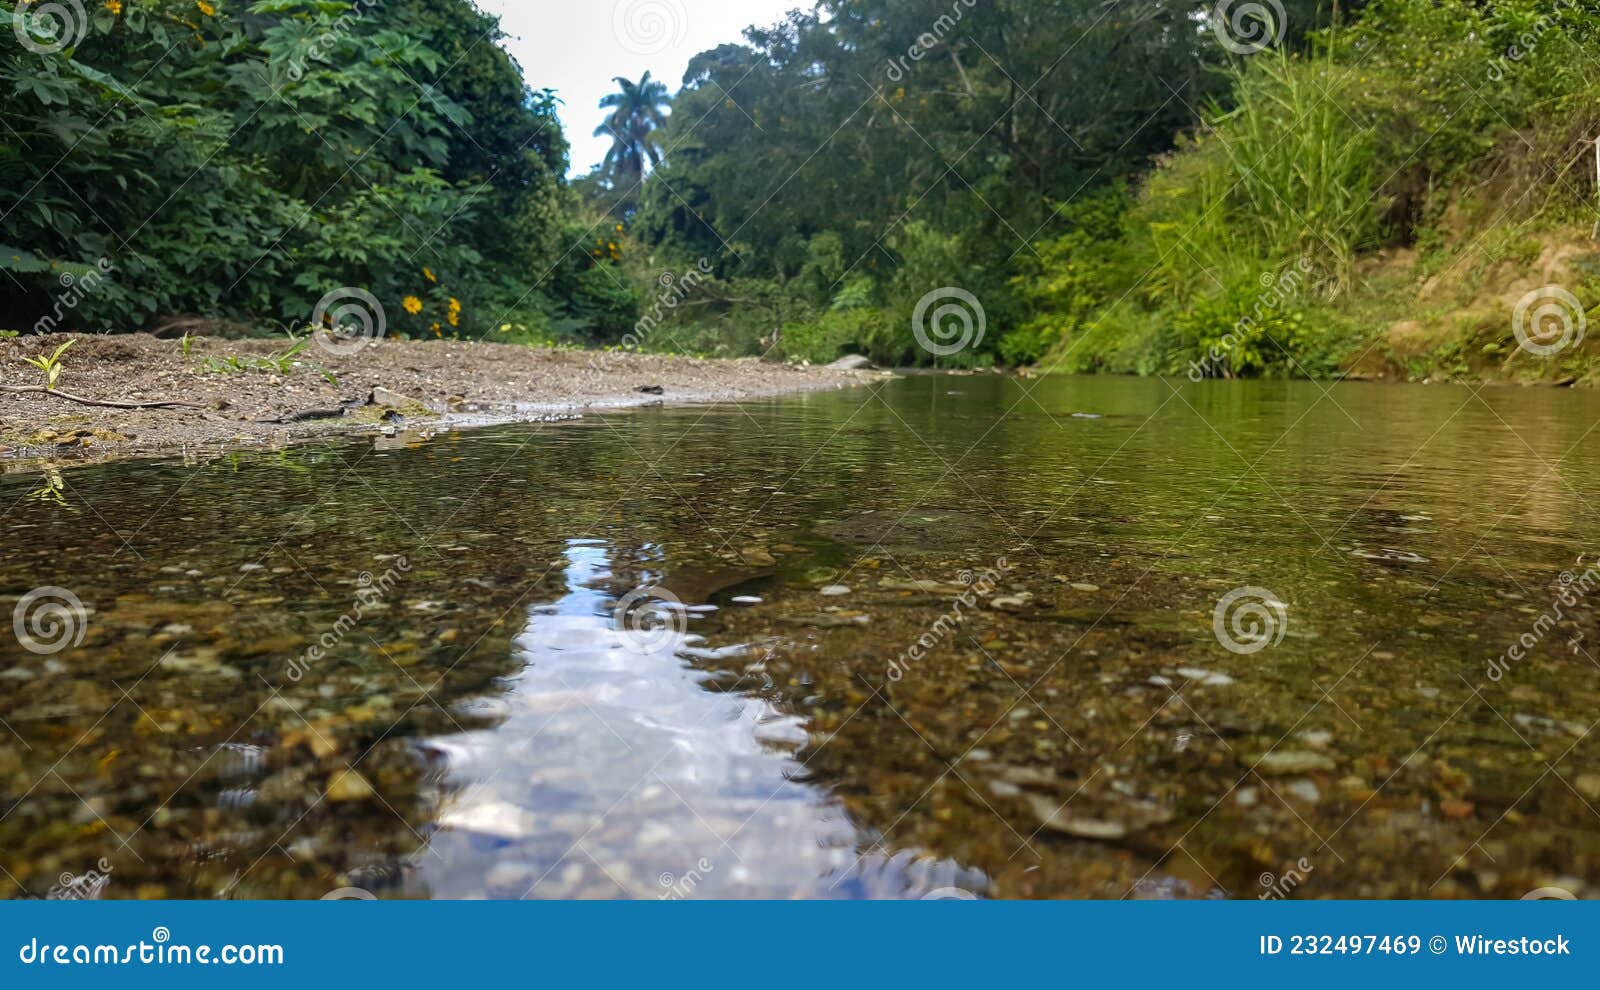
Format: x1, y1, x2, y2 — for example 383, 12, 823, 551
0, 386, 209, 410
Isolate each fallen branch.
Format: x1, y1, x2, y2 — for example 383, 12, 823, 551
254, 407, 350, 424
0, 385, 209, 410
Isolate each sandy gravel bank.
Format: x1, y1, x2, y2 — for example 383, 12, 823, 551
0, 334, 882, 463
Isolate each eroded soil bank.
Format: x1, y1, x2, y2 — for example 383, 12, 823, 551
0, 334, 881, 462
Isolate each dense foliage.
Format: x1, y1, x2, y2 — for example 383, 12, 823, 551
615, 0, 1355, 366
1023, 0, 1600, 378
1, 0, 636, 340
617, 0, 1600, 376
10, 0, 1600, 380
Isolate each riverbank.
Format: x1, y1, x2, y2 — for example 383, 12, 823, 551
0, 334, 884, 463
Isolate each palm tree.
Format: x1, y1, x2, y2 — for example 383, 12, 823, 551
594, 72, 670, 188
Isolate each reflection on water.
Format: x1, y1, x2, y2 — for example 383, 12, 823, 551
2, 375, 1600, 899
417, 538, 976, 898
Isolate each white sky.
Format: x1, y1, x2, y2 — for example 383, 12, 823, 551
477, 0, 805, 176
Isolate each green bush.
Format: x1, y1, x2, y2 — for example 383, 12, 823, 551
1021, 0, 1600, 378
1, 0, 567, 338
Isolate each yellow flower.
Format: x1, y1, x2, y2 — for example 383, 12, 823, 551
105, 0, 122, 14
196, 0, 215, 15
615, 224, 624, 233
447, 297, 461, 313
607, 242, 617, 252
447, 312, 460, 327
402, 296, 423, 315
423, 267, 436, 283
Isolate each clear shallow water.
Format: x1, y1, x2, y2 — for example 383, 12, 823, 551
2, 374, 1599, 899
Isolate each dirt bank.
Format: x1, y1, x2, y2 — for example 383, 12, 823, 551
1341, 228, 1600, 385
0, 334, 882, 463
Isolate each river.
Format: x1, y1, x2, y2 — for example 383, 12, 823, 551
2, 374, 1597, 899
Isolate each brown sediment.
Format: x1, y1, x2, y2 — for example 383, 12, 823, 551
0, 333, 884, 464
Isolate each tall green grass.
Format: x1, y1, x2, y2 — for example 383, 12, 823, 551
1206, 52, 1379, 290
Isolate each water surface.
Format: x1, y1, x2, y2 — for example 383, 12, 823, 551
3, 375, 1599, 899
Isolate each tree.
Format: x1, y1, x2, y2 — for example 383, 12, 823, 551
594, 72, 670, 190
0, 0, 570, 339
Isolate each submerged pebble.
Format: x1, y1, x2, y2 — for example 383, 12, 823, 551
1252, 752, 1336, 775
